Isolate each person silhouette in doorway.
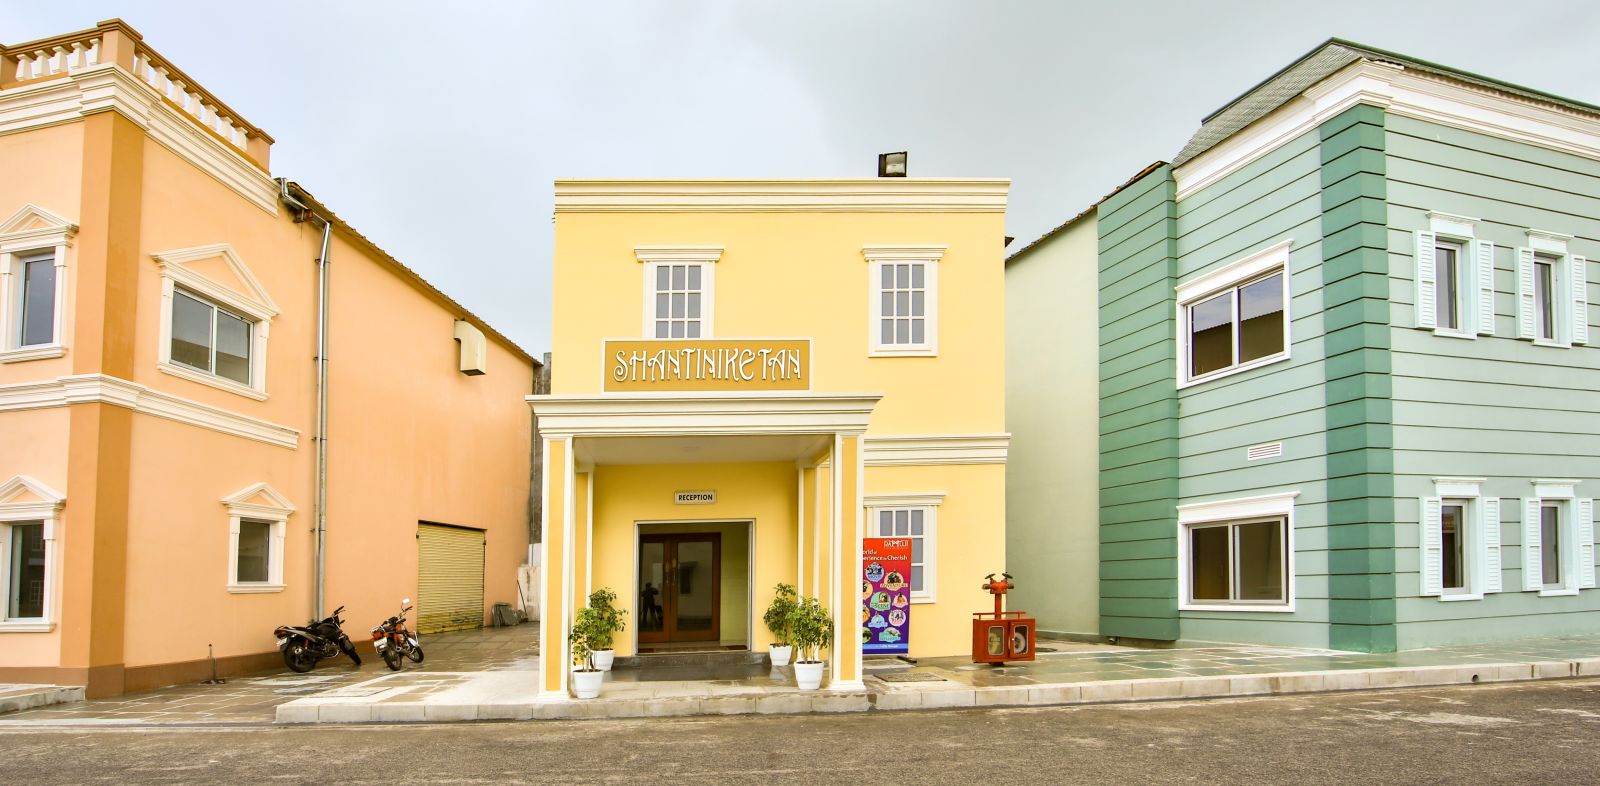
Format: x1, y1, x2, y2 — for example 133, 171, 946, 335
641, 582, 663, 630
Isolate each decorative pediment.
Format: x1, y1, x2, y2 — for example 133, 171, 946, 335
0, 204, 78, 252
153, 243, 279, 320
0, 474, 66, 516
221, 482, 296, 519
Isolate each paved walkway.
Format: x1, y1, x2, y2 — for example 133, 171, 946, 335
0, 624, 538, 725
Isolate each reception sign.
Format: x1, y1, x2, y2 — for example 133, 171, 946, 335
605, 339, 810, 392
862, 537, 912, 655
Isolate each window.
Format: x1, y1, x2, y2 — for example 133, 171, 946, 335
1177, 491, 1297, 611
171, 290, 253, 385
1421, 479, 1500, 600
0, 204, 76, 363
635, 246, 721, 339
1175, 240, 1291, 386
652, 263, 705, 339
1414, 217, 1494, 337
864, 245, 944, 357
1516, 231, 1588, 346
0, 475, 64, 632
1185, 518, 1287, 605
1522, 482, 1595, 596
222, 483, 294, 593
866, 492, 942, 601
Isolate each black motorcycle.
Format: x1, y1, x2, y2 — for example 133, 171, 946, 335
275, 605, 362, 673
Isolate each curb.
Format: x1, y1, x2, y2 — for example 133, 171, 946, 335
0, 686, 85, 716
272, 656, 1600, 724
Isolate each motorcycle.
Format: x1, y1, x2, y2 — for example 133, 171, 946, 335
372, 598, 425, 671
275, 605, 362, 673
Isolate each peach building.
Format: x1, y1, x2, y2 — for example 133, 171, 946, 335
0, 20, 537, 697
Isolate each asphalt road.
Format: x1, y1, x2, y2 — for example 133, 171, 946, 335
4, 678, 1599, 785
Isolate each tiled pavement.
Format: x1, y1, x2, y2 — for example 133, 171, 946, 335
0, 623, 539, 726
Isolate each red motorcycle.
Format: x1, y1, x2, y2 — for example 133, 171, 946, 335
371, 598, 425, 671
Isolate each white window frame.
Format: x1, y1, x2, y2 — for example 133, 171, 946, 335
0, 475, 65, 632
864, 245, 945, 358
1175, 240, 1292, 388
865, 492, 942, 603
1176, 491, 1297, 612
1414, 213, 1496, 339
154, 244, 277, 400
1522, 480, 1595, 597
636, 246, 721, 339
1516, 230, 1587, 348
222, 483, 294, 593
1420, 478, 1500, 601
0, 204, 76, 363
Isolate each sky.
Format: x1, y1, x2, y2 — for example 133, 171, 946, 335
7, 1, 1599, 356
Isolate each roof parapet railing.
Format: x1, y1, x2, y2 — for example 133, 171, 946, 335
1, 19, 274, 168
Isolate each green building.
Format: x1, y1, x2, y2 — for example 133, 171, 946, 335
1007, 40, 1600, 651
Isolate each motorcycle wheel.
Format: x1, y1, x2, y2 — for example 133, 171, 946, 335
340, 639, 362, 666
283, 643, 316, 673
382, 645, 403, 671
407, 643, 424, 664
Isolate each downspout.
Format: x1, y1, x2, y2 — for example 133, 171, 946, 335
278, 178, 332, 619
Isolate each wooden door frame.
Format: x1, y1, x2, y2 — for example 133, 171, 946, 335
634, 520, 753, 651
638, 533, 721, 643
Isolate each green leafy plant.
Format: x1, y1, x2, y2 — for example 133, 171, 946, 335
585, 587, 627, 651
569, 606, 602, 671
787, 596, 834, 664
762, 583, 798, 646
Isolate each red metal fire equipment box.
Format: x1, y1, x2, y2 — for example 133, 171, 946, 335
972, 612, 1035, 664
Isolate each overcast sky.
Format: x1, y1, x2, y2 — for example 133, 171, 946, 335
9, 1, 1599, 355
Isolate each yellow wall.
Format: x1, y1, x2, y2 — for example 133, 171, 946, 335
589, 462, 795, 658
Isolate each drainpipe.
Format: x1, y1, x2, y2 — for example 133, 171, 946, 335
277, 179, 332, 619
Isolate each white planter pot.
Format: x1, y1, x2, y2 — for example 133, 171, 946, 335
794, 660, 824, 690
769, 645, 793, 667
592, 649, 615, 672
571, 668, 604, 699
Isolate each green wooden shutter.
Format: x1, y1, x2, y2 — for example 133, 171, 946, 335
1415, 231, 1437, 329
1475, 240, 1496, 336
1420, 497, 1443, 596
1577, 498, 1595, 590
1522, 498, 1543, 592
1517, 248, 1537, 340
1482, 497, 1502, 594
1572, 255, 1589, 345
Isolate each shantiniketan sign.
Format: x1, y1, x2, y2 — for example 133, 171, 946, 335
605, 339, 810, 392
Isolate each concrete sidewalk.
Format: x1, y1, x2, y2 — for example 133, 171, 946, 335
273, 634, 1600, 723
0, 685, 83, 715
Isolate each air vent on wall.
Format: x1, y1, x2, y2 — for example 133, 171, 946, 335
1246, 442, 1283, 461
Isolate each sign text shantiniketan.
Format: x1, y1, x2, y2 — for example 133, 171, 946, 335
604, 339, 811, 392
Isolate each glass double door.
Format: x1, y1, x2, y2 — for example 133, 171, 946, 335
638, 533, 721, 643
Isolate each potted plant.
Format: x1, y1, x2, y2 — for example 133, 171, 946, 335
584, 587, 627, 671
568, 606, 605, 699
762, 583, 799, 667
787, 596, 834, 690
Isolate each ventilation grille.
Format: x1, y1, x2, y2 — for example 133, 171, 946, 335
1246, 442, 1284, 461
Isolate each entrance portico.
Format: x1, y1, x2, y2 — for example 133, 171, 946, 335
529, 393, 880, 699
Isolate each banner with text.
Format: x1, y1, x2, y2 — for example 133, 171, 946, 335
604, 339, 811, 392
862, 537, 911, 656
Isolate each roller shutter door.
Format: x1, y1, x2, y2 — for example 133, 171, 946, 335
417, 523, 485, 634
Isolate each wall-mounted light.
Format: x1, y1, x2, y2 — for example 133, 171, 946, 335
878, 151, 907, 177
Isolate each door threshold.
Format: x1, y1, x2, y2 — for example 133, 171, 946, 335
636, 644, 750, 655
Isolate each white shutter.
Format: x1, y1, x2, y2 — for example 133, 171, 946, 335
1415, 231, 1437, 329
1572, 255, 1589, 345
1517, 247, 1537, 340
1482, 497, 1502, 594
1577, 498, 1595, 590
1475, 240, 1496, 335
1523, 497, 1543, 591
1420, 497, 1443, 596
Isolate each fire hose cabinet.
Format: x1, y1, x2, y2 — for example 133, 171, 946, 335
973, 572, 1035, 664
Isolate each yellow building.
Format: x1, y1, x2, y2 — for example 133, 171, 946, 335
0, 20, 537, 696
533, 178, 1010, 696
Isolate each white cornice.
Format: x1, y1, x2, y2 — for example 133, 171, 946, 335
0, 204, 78, 252
1174, 60, 1600, 201
863, 492, 946, 508
861, 245, 948, 262
222, 481, 296, 518
554, 179, 1009, 213
0, 373, 298, 448
527, 393, 882, 438
862, 434, 1008, 466
634, 246, 724, 263
153, 242, 280, 319
0, 64, 278, 215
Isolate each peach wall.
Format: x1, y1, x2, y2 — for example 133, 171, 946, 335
0, 409, 70, 666
0, 122, 82, 387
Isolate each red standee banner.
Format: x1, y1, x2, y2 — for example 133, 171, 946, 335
862, 537, 912, 655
